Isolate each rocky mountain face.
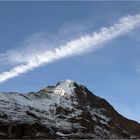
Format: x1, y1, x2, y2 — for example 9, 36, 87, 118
0, 80, 140, 139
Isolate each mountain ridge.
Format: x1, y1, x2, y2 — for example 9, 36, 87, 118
0, 80, 140, 139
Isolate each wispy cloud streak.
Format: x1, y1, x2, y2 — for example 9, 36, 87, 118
0, 14, 140, 83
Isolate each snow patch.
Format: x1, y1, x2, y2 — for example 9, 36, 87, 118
54, 80, 75, 97
54, 87, 65, 96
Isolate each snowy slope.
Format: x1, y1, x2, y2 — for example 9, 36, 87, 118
0, 80, 140, 139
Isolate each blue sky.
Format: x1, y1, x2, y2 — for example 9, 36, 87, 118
0, 1, 140, 122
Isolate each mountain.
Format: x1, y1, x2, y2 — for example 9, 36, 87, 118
0, 80, 140, 139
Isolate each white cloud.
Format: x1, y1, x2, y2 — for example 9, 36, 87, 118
0, 13, 140, 83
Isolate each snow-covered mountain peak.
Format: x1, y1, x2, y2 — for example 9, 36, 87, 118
56, 79, 76, 86
1, 80, 140, 139
54, 80, 75, 96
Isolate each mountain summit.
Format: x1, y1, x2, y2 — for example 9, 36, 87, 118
0, 80, 140, 139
